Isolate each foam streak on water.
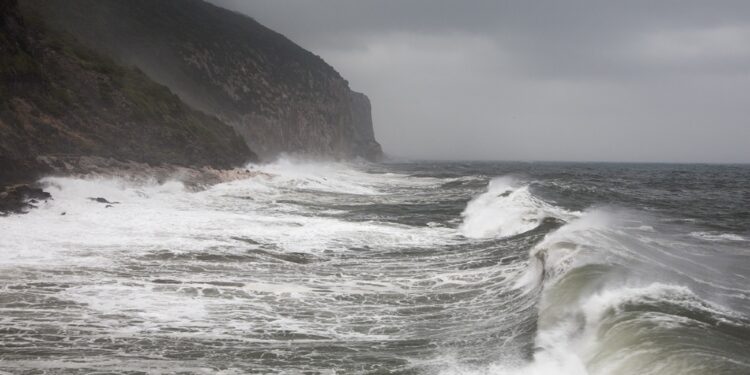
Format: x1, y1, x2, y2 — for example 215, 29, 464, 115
1, 159, 749, 374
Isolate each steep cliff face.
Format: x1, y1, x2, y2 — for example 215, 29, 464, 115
0, 0, 255, 184
26, 0, 383, 160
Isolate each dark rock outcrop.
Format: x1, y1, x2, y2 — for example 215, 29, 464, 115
24, 0, 383, 160
0, 0, 256, 185
88, 197, 118, 204
32, 155, 272, 190
0, 184, 51, 215
348, 92, 384, 161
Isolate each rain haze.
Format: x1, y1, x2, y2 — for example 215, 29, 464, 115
210, 0, 750, 163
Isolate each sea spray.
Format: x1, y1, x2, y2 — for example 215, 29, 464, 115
1, 160, 748, 373
459, 176, 577, 239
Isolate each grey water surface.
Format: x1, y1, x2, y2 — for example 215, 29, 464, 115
1, 160, 748, 374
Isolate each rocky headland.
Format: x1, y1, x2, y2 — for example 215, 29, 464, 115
1, 0, 255, 180
25, 0, 383, 161
1, 0, 382, 214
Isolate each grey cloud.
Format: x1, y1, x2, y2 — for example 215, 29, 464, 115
209, 0, 750, 162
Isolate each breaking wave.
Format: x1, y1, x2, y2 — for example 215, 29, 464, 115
689, 231, 746, 242
451, 176, 750, 374
459, 176, 577, 239
1, 161, 748, 374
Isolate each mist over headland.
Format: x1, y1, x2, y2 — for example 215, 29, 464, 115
213, 0, 750, 163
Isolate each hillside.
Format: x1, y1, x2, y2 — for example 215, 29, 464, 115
25, 0, 383, 160
0, 0, 256, 184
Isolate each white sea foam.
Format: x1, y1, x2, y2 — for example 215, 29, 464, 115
459, 176, 577, 239
2, 159, 746, 374
0, 159, 470, 349
505, 199, 748, 375
437, 282, 731, 375
0, 160, 462, 270
689, 231, 745, 242
436, 349, 588, 375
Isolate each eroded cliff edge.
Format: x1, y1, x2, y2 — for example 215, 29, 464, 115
26, 0, 383, 161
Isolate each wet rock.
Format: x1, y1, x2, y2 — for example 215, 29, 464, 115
15, 185, 51, 201
0, 184, 52, 216
88, 197, 119, 204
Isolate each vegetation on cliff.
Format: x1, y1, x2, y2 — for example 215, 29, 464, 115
26, 0, 382, 160
0, 0, 256, 184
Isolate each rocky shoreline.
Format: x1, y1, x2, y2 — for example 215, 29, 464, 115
0, 156, 272, 216
35, 156, 271, 188
0, 184, 52, 216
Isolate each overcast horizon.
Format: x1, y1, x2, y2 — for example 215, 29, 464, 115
211, 0, 750, 163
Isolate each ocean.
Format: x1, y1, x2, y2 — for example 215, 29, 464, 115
1, 159, 749, 374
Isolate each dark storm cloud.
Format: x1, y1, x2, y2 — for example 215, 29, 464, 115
210, 0, 750, 162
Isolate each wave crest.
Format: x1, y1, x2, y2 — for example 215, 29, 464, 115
459, 177, 576, 239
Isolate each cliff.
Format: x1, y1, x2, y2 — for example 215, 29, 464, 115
25, 0, 383, 160
0, 0, 256, 184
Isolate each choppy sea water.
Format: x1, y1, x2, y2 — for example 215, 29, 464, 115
1, 159, 749, 374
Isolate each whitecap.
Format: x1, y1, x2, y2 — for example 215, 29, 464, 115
459, 176, 577, 239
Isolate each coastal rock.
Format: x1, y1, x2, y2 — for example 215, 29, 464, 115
33, 155, 274, 191
0, 184, 51, 215
24, 0, 383, 161
88, 197, 119, 204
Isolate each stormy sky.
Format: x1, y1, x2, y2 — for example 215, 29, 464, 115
210, 0, 750, 163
